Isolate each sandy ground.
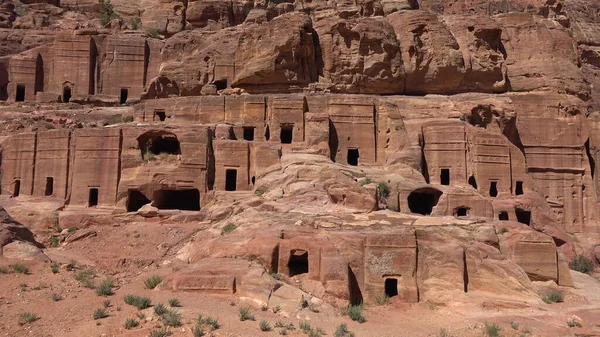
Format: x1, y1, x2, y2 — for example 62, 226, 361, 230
1, 220, 599, 337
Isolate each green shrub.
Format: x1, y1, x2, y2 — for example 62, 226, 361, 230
344, 304, 366, 323
498, 227, 509, 234
67, 227, 79, 233
542, 290, 563, 304
144, 275, 162, 289
124, 318, 139, 329
438, 328, 450, 337
483, 322, 501, 337
66, 260, 76, 271
377, 182, 390, 198
221, 223, 237, 235
567, 318, 582, 328
51, 263, 60, 274
275, 321, 295, 330
168, 298, 181, 307
279, 329, 288, 335
93, 308, 108, 320
510, 321, 519, 330
123, 294, 152, 309
51, 293, 63, 302
149, 328, 172, 337
18, 312, 39, 325
239, 307, 254, 321
0, 266, 9, 274
255, 189, 265, 196
299, 321, 311, 333
360, 177, 374, 186
375, 293, 389, 305
273, 305, 281, 313
335, 323, 355, 337
74, 268, 96, 288
11, 263, 30, 274
259, 320, 272, 331
154, 303, 168, 316
147, 28, 160, 38
99, 0, 118, 25
103, 300, 111, 308
50, 235, 60, 247
192, 323, 205, 337
261, 305, 268, 311
204, 316, 220, 330
161, 310, 181, 327
131, 16, 141, 30
96, 278, 114, 296
569, 255, 594, 274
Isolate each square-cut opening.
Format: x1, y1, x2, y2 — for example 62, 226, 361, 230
120, 88, 128, 104
280, 124, 293, 144
499, 211, 509, 220
15, 85, 25, 102
225, 169, 237, 191
154, 109, 166, 121
489, 181, 498, 197
45, 177, 54, 196
243, 127, 255, 141
62, 87, 71, 103
440, 169, 450, 185
515, 181, 524, 195
288, 249, 309, 276
13, 179, 20, 197
347, 148, 359, 166
88, 188, 98, 207
384, 278, 398, 297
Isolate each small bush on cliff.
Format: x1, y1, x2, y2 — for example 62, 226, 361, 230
18, 312, 39, 325
147, 28, 160, 38
124, 294, 151, 309
96, 278, 115, 296
569, 255, 594, 274
51, 263, 60, 274
567, 318, 582, 328
221, 223, 237, 235
343, 304, 366, 323
124, 318, 139, 329
377, 182, 390, 198
149, 328, 172, 337
131, 16, 141, 30
259, 320, 272, 331
154, 303, 168, 316
161, 310, 182, 327
375, 293, 389, 305
360, 177, 374, 186
52, 293, 63, 302
542, 290, 563, 304
335, 323, 355, 337
144, 275, 162, 289
239, 307, 255, 321
74, 268, 96, 288
99, 0, 119, 25
168, 298, 181, 307
11, 263, 30, 274
483, 322, 501, 337
93, 308, 108, 320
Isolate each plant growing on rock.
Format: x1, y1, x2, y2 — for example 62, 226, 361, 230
18, 312, 39, 325
343, 304, 366, 323
149, 328, 172, 337
335, 323, 355, 337
569, 255, 594, 274
483, 322, 501, 337
221, 223, 237, 235
154, 303, 168, 315
168, 298, 181, 307
99, 0, 119, 25
93, 308, 108, 320
542, 290, 563, 304
161, 310, 182, 327
567, 318, 582, 328
131, 16, 141, 30
96, 278, 115, 296
259, 320, 272, 331
11, 263, 29, 274
124, 318, 139, 329
123, 294, 151, 309
144, 275, 162, 289
52, 293, 63, 302
239, 307, 255, 321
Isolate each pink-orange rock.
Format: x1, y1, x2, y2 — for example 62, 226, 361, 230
314, 16, 404, 94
